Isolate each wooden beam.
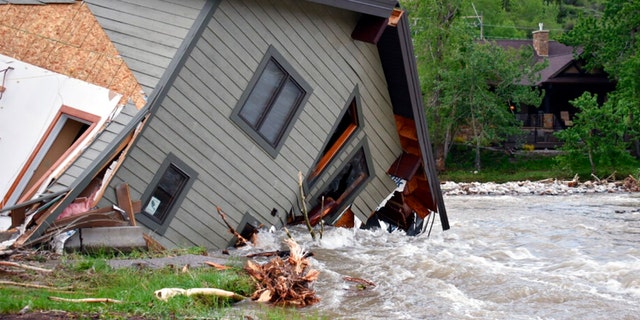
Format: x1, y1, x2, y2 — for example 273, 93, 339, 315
351, 14, 388, 44
9, 207, 26, 229
115, 183, 136, 226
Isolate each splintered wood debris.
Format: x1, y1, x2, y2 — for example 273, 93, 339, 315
244, 238, 320, 307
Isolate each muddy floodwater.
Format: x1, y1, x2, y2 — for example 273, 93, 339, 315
239, 193, 640, 319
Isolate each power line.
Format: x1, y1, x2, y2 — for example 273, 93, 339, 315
481, 23, 568, 32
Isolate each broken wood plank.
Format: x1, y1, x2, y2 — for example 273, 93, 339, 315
9, 207, 26, 229
50, 206, 124, 228
115, 183, 136, 226
0, 261, 53, 273
204, 261, 231, 270
0, 281, 72, 291
142, 233, 165, 252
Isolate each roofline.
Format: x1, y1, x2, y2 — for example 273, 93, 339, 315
394, 14, 449, 230
545, 55, 576, 81
306, 0, 397, 17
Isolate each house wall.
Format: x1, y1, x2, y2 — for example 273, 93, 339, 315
104, 0, 401, 249
85, 0, 206, 95
0, 54, 122, 206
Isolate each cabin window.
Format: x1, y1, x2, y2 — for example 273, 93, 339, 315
308, 86, 363, 185
231, 45, 312, 158
313, 141, 373, 216
138, 153, 197, 235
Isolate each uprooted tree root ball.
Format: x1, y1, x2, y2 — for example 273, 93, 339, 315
244, 238, 320, 307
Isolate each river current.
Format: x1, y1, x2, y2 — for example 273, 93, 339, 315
239, 193, 640, 319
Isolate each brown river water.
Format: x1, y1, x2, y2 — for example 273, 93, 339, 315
235, 193, 640, 319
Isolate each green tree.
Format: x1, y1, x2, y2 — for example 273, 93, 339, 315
561, 0, 640, 158
403, 0, 544, 171
459, 0, 563, 40
555, 93, 633, 175
439, 42, 543, 170
403, 0, 463, 171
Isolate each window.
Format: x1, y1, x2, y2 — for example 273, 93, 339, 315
232, 46, 312, 157
138, 154, 197, 235
312, 141, 373, 217
309, 87, 363, 183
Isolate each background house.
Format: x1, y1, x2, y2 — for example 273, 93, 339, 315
494, 25, 615, 148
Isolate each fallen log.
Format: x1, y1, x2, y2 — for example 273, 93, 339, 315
343, 276, 376, 289
49, 296, 123, 304
154, 287, 245, 302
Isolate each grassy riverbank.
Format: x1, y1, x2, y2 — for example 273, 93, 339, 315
0, 249, 322, 319
439, 145, 640, 183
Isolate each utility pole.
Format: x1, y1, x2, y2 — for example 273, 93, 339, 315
463, 3, 484, 40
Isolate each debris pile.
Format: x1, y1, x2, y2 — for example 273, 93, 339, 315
244, 238, 320, 307
1, 183, 155, 256
441, 175, 640, 196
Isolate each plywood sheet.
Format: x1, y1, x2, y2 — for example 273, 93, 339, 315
0, 2, 146, 109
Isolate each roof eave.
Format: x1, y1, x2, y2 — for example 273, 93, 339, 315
306, 0, 397, 17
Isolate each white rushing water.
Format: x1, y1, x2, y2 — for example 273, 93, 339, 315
237, 193, 640, 319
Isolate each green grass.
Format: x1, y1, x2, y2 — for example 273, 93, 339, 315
0, 252, 324, 319
440, 145, 640, 183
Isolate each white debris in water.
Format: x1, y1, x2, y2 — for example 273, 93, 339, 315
441, 179, 627, 196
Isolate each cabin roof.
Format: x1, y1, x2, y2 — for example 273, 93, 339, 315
491, 39, 580, 85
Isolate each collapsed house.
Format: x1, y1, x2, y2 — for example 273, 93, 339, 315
1, 0, 449, 252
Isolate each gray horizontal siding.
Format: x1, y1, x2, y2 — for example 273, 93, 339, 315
114, 0, 403, 249
85, 0, 205, 95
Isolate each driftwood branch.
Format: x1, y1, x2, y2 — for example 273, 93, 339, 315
0, 261, 53, 273
49, 296, 123, 304
343, 276, 376, 288
0, 280, 72, 291
216, 206, 249, 246
298, 171, 316, 240
154, 287, 245, 302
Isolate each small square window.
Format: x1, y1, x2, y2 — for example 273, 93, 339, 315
143, 164, 188, 223
138, 153, 197, 235
232, 46, 312, 157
